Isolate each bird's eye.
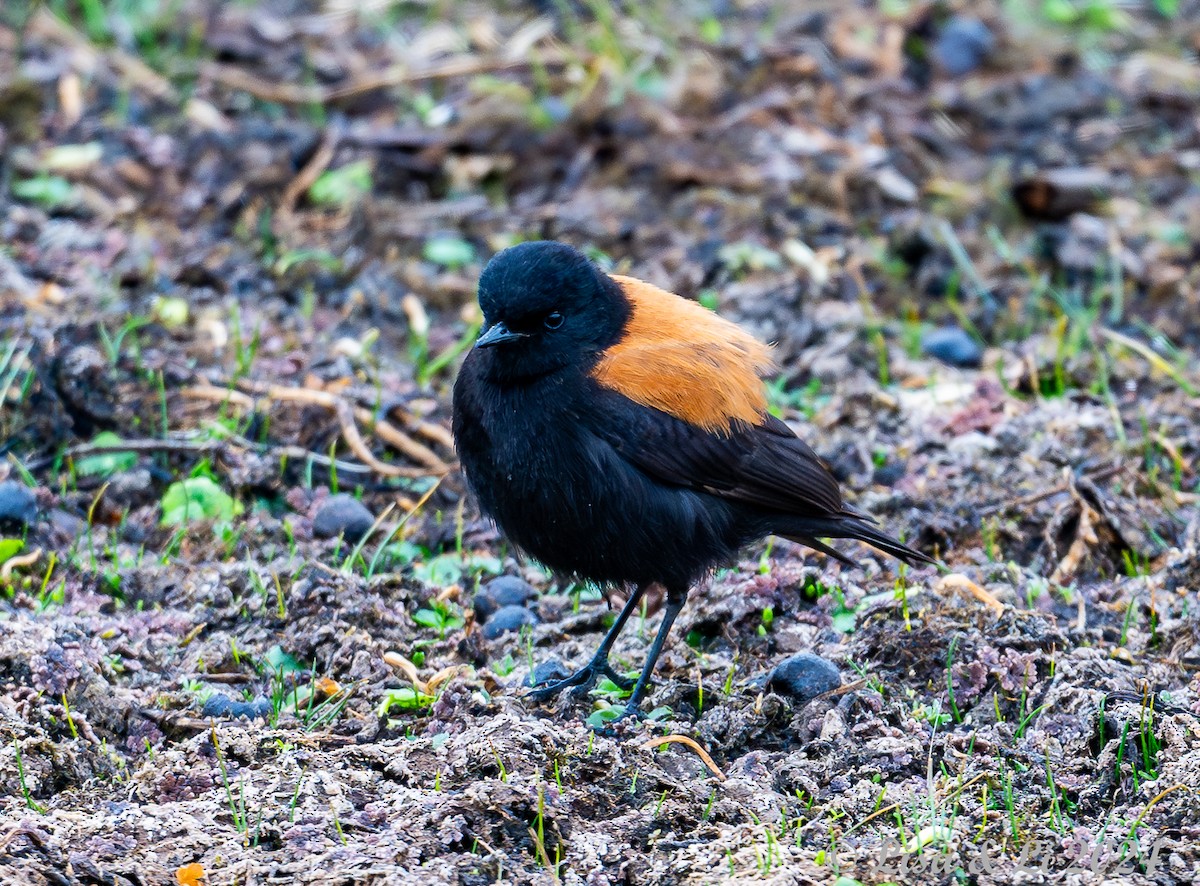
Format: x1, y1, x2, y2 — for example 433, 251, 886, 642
543, 312, 564, 330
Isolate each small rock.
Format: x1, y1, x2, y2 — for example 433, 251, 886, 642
525, 658, 571, 688
474, 575, 535, 621
46, 508, 85, 544
106, 469, 155, 509
1012, 167, 1112, 221
312, 494, 375, 541
0, 481, 38, 531
482, 605, 539, 640
922, 326, 983, 368
767, 653, 842, 703
201, 693, 273, 720
873, 461, 907, 487
872, 166, 919, 204
934, 17, 995, 77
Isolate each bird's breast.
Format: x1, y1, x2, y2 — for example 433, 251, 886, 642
452, 360, 743, 587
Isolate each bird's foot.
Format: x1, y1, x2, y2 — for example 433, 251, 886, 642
527, 658, 634, 701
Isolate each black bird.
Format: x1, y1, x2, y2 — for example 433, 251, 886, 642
452, 241, 934, 721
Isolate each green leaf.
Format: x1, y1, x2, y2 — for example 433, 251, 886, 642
263, 644, 305, 675
585, 707, 623, 730
1041, 0, 1078, 23
308, 161, 372, 207
273, 248, 343, 275
760, 606, 774, 630
463, 553, 503, 579
412, 608, 443, 629
378, 686, 434, 715
422, 236, 475, 269
380, 539, 426, 569
832, 608, 858, 633
160, 476, 242, 526
0, 539, 24, 565
1081, 0, 1127, 30
12, 174, 77, 209
590, 678, 632, 700
412, 553, 464, 587
413, 604, 464, 637
76, 432, 138, 478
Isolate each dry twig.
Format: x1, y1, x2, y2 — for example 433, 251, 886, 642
935, 573, 1005, 615
30, 9, 176, 100
277, 128, 339, 224
183, 382, 451, 477
0, 548, 41, 581
639, 735, 726, 781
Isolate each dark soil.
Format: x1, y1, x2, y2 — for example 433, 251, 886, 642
2, 1, 1199, 884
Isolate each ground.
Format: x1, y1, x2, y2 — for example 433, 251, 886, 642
1, 1, 1199, 884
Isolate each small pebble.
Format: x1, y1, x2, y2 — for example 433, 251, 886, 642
482, 605, 539, 639
873, 461, 907, 487
201, 693, 273, 720
934, 17, 995, 77
0, 481, 38, 531
922, 326, 983, 368
525, 658, 571, 688
106, 469, 155, 509
312, 494, 375, 541
474, 575, 535, 621
767, 653, 842, 703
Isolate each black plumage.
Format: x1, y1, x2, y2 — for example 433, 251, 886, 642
452, 241, 934, 721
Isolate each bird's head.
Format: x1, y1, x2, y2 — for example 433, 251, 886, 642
471, 241, 630, 381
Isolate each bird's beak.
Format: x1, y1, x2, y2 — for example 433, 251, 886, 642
475, 322, 528, 349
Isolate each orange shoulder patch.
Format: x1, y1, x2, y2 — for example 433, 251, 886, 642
592, 275, 776, 433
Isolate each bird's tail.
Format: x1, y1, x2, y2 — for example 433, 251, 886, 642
778, 512, 937, 569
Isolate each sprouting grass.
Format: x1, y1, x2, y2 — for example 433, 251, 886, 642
981, 517, 1000, 562
1113, 695, 1161, 793
96, 315, 150, 369
0, 338, 32, 419
945, 637, 962, 724
212, 728, 264, 846
228, 303, 263, 383
528, 782, 565, 880
489, 744, 509, 783
1044, 757, 1073, 834
13, 738, 47, 813
998, 759, 1022, 842
412, 599, 465, 639
1013, 691, 1045, 740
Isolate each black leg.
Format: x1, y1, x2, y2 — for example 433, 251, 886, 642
526, 583, 647, 701
609, 585, 689, 724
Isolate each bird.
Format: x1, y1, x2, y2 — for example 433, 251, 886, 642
451, 240, 935, 722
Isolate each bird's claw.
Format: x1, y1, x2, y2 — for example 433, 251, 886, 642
526, 658, 633, 701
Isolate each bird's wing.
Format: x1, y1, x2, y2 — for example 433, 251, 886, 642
585, 386, 845, 517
